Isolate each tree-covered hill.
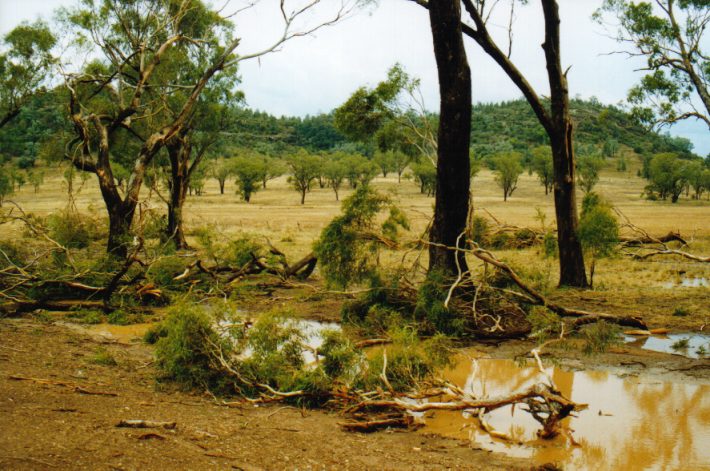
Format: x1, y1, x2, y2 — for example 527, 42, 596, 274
470, 98, 700, 160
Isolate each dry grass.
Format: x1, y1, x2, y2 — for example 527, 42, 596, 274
5, 161, 709, 330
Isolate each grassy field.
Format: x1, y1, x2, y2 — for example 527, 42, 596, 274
5, 159, 710, 329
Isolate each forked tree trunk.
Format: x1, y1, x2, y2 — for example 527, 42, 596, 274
427, 0, 472, 276
107, 202, 135, 259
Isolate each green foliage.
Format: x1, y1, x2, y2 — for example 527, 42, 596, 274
672, 306, 690, 317
144, 323, 169, 344
670, 337, 690, 351
67, 309, 103, 324
147, 256, 189, 291
360, 328, 451, 391
531, 146, 554, 194
231, 155, 264, 202
469, 215, 490, 247
493, 152, 523, 201
0, 20, 56, 129
47, 209, 101, 249
413, 270, 465, 336
314, 186, 405, 289
577, 156, 604, 194
645, 153, 693, 202
155, 304, 233, 391
410, 160, 436, 196
595, 0, 708, 128
107, 309, 139, 326
579, 194, 619, 287
527, 306, 561, 343
0, 168, 14, 205
286, 149, 321, 204
580, 321, 622, 355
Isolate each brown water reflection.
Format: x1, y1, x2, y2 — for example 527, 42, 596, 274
424, 353, 710, 470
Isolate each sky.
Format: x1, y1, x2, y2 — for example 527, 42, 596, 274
1, 0, 708, 155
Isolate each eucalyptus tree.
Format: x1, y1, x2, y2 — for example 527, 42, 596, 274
409, 0, 589, 287
0, 21, 55, 129
60, 0, 363, 257
596, 0, 709, 129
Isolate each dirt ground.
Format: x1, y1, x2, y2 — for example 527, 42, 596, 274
2, 312, 709, 471
0, 317, 533, 471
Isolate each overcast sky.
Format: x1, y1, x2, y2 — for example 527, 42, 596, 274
1, 0, 707, 155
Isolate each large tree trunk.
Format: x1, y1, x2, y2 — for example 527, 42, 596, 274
107, 202, 135, 259
542, 0, 588, 288
166, 140, 190, 250
427, 0, 472, 276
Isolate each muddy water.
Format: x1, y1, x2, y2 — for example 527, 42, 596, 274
625, 333, 710, 359
423, 353, 710, 470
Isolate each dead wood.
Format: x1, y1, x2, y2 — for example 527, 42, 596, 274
339, 415, 415, 433
8, 375, 118, 396
620, 231, 687, 247
0, 300, 105, 317
116, 420, 177, 430
628, 249, 709, 263
354, 338, 393, 349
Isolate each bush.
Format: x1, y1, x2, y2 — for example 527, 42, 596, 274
47, 210, 93, 249
91, 347, 117, 366
155, 304, 233, 391
580, 321, 621, 355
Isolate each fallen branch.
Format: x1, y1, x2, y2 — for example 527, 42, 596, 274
116, 420, 177, 430
339, 415, 415, 433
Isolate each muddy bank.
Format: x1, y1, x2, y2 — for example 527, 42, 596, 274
0, 318, 527, 470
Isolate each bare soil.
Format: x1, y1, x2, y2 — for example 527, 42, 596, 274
0, 317, 530, 471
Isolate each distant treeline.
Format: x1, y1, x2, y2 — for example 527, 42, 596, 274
0, 93, 702, 167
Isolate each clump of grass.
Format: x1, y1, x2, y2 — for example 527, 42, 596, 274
671, 338, 690, 350
90, 347, 117, 366
672, 307, 690, 317
143, 323, 169, 344
67, 309, 104, 324
580, 321, 622, 355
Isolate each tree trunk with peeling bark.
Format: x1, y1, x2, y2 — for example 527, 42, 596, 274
427, 0, 472, 276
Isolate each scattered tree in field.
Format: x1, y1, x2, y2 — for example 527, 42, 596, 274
684, 161, 710, 199
578, 194, 619, 288
531, 146, 554, 194
596, 0, 709, 129
411, 160, 437, 196
60, 0, 360, 257
493, 152, 523, 201
341, 153, 377, 189
210, 158, 233, 194
323, 159, 347, 201
28, 169, 44, 193
259, 156, 287, 190
232, 157, 265, 203
374, 150, 394, 177
0, 21, 55, 129
577, 156, 604, 194
602, 138, 619, 158
645, 152, 689, 202
287, 150, 321, 205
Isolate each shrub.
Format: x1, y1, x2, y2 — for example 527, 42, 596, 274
580, 321, 621, 355
155, 305, 233, 391
91, 347, 117, 366
47, 210, 92, 249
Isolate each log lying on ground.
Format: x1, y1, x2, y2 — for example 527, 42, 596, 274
0, 300, 105, 317
470, 248, 649, 330
628, 249, 709, 263
620, 231, 687, 247
116, 420, 177, 430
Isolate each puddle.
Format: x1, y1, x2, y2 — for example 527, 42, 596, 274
422, 353, 710, 470
625, 333, 710, 359
85, 323, 155, 343
295, 320, 341, 363
662, 277, 708, 288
